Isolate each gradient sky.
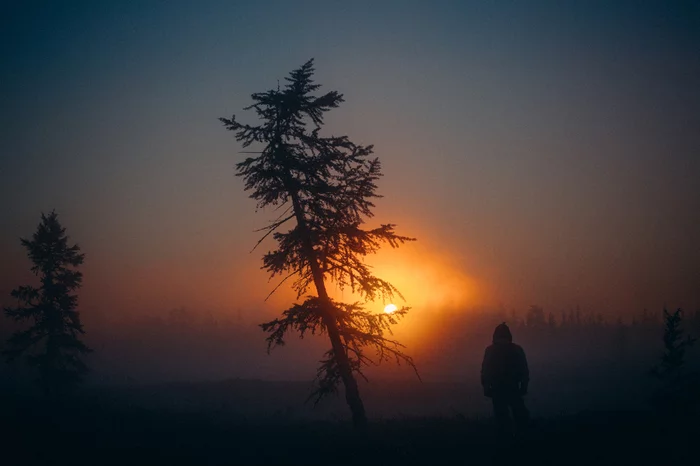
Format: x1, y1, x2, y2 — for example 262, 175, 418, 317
1, 1, 699, 326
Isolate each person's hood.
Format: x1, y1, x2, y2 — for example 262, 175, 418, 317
493, 322, 512, 344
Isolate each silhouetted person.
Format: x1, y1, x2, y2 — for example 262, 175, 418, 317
481, 323, 530, 438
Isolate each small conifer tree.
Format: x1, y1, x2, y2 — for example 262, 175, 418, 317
3, 211, 91, 397
650, 308, 696, 414
651, 308, 695, 382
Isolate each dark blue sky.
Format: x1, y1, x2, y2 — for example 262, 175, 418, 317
1, 1, 698, 321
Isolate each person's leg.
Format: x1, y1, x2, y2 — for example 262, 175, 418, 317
511, 396, 530, 435
492, 396, 513, 438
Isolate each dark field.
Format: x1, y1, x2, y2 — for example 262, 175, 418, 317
2, 310, 698, 465
1, 380, 696, 466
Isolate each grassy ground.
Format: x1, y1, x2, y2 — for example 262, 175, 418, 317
1, 393, 696, 466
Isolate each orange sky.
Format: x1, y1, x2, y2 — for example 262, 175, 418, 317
1, 2, 699, 340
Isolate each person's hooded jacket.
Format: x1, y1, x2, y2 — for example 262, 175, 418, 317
481, 323, 529, 397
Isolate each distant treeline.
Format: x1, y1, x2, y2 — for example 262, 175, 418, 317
2, 304, 698, 392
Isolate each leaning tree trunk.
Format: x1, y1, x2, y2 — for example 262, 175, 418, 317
288, 188, 368, 431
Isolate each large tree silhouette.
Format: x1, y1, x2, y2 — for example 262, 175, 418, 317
3, 211, 91, 397
221, 59, 416, 429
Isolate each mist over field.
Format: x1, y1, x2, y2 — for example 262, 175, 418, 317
4, 304, 696, 422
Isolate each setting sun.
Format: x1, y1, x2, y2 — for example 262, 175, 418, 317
384, 303, 398, 314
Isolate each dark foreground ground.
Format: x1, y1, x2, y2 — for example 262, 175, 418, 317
1, 393, 697, 466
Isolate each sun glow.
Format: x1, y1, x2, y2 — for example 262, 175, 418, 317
384, 303, 398, 314
323, 240, 483, 346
